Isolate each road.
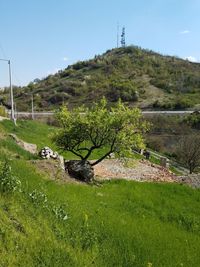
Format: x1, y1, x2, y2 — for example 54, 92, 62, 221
11, 110, 196, 117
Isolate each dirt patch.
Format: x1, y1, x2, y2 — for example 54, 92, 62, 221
31, 159, 82, 184
175, 174, 200, 188
0, 116, 8, 121
136, 75, 167, 109
93, 159, 176, 183
9, 134, 37, 154
31, 158, 176, 185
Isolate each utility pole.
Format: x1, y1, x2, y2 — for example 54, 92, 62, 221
31, 94, 34, 120
14, 102, 17, 119
0, 58, 15, 124
8, 60, 15, 122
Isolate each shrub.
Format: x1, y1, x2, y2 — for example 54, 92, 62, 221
184, 112, 200, 129
174, 98, 193, 109
0, 160, 21, 193
29, 190, 68, 220
29, 189, 47, 206
0, 106, 7, 117
52, 204, 68, 221
108, 80, 139, 102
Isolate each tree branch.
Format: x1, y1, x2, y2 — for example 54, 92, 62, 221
68, 150, 84, 160
83, 145, 101, 161
91, 137, 116, 166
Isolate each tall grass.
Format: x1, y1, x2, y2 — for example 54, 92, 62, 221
0, 158, 199, 267
0, 119, 200, 266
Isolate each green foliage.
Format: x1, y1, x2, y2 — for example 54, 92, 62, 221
108, 80, 139, 101
0, 106, 7, 117
3, 46, 200, 111
1, 160, 200, 267
183, 111, 200, 129
28, 189, 68, 221
52, 204, 68, 221
53, 98, 148, 163
176, 134, 200, 173
29, 189, 48, 206
0, 160, 21, 193
0, 119, 200, 266
153, 96, 194, 110
0, 119, 57, 150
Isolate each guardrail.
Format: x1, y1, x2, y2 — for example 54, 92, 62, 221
9, 110, 195, 118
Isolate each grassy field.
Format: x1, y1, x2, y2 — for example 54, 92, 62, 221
0, 120, 200, 267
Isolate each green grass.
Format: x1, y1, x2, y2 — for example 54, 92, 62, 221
0, 120, 56, 150
0, 119, 200, 266
0, 137, 37, 161
0, 120, 142, 161
1, 160, 200, 267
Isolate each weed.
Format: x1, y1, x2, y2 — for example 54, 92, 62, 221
0, 160, 21, 193
52, 204, 68, 221
29, 189, 48, 206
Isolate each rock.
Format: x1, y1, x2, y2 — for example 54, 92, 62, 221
160, 157, 170, 168
107, 152, 115, 159
39, 147, 59, 160
52, 152, 58, 159
65, 160, 94, 182
9, 133, 37, 154
58, 155, 65, 170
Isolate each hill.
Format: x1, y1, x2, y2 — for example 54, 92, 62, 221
0, 119, 200, 266
1, 46, 200, 111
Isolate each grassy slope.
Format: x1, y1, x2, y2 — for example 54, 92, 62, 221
2, 46, 200, 111
0, 120, 200, 267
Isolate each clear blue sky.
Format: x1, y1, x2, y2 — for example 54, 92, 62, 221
0, 0, 200, 87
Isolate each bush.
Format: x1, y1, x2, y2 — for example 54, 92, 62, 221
0, 160, 21, 193
29, 189, 47, 206
0, 106, 7, 117
174, 98, 193, 109
183, 111, 200, 129
108, 80, 139, 102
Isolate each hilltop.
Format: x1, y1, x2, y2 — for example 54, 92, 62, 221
1, 46, 200, 111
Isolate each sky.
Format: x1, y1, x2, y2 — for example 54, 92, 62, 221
0, 0, 200, 87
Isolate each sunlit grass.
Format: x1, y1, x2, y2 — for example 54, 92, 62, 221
0, 119, 200, 266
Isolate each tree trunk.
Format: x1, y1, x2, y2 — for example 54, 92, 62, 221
189, 165, 193, 174
65, 160, 94, 182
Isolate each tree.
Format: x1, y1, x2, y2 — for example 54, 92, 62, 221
176, 134, 200, 174
53, 98, 149, 181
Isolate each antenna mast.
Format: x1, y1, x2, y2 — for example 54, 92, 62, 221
121, 27, 126, 47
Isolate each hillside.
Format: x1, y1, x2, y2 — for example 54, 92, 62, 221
1, 46, 200, 111
0, 119, 200, 266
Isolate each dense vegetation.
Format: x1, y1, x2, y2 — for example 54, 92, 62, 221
146, 114, 200, 158
1, 46, 200, 111
54, 99, 148, 163
0, 119, 200, 266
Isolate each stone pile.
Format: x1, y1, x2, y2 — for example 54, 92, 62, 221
39, 147, 58, 159
176, 174, 200, 188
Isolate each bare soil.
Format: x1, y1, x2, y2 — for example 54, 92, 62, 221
31, 158, 200, 188
0, 116, 8, 121
31, 158, 176, 185
31, 159, 82, 184
94, 159, 176, 183
9, 134, 37, 154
